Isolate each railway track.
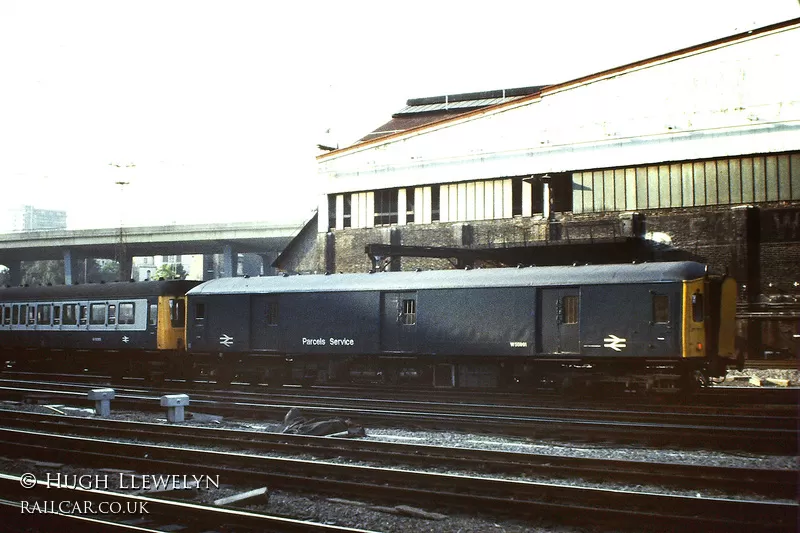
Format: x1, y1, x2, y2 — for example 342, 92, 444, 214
3, 370, 798, 409
0, 425, 795, 533
0, 473, 369, 533
0, 381, 796, 454
2, 375, 798, 421
0, 409, 794, 499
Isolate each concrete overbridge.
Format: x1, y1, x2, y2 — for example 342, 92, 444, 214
0, 220, 304, 284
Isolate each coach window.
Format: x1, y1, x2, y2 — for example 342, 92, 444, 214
149, 304, 157, 326
562, 296, 579, 324
13, 305, 21, 325
169, 299, 185, 328
2, 306, 9, 326
89, 303, 106, 325
27, 305, 36, 325
36, 304, 51, 325
118, 302, 135, 325
652, 295, 669, 323
53, 305, 61, 325
691, 292, 704, 322
63, 304, 77, 326
107, 304, 116, 326
266, 302, 278, 326
401, 299, 416, 325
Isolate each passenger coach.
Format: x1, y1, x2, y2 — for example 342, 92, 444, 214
186, 261, 738, 391
0, 280, 200, 378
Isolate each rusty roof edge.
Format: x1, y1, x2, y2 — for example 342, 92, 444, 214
317, 17, 800, 163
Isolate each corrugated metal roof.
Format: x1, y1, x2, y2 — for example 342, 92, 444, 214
188, 261, 707, 295
395, 97, 518, 115
320, 18, 800, 160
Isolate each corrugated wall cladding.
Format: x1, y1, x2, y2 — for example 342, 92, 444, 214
572, 152, 800, 214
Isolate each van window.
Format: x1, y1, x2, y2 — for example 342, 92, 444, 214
652, 295, 669, 323
149, 304, 158, 326
691, 292, 704, 322
266, 302, 278, 326
169, 298, 185, 328
562, 296, 578, 324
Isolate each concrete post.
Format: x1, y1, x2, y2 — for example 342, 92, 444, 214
87, 388, 115, 417
160, 394, 190, 423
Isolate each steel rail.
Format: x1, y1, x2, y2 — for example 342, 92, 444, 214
0, 428, 796, 533
0, 409, 795, 499
1, 378, 798, 429
0, 473, 374, 532
0, 383, 795, 454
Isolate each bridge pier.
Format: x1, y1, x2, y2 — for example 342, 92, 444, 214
63, 249, 80, 285
117, 251, 132, 282
222, 245, 237, 278
259, 252, 278, 276
3, 261, 22, 286
203, 254, 215, 281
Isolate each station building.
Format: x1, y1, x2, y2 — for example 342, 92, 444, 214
278, 18, 800, 358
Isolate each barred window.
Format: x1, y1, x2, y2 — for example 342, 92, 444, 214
266, 302, 279, 326
374, 189, 398, 226
401, 299, 416, 325
562, 296, 578, 324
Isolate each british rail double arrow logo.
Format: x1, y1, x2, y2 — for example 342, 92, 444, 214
603, 334, 627, 351
219, 334, 234, 347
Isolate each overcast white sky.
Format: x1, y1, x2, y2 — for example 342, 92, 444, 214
0, 0, 797, 231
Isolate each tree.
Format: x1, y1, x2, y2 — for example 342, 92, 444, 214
149, 263, 187, 281
97, 261, 121, 283
0, 267, 10, 286
21, 260, 64, 286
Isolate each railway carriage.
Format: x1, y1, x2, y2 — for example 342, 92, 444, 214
185, 261, 738, 391
0, 280, 200, 378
